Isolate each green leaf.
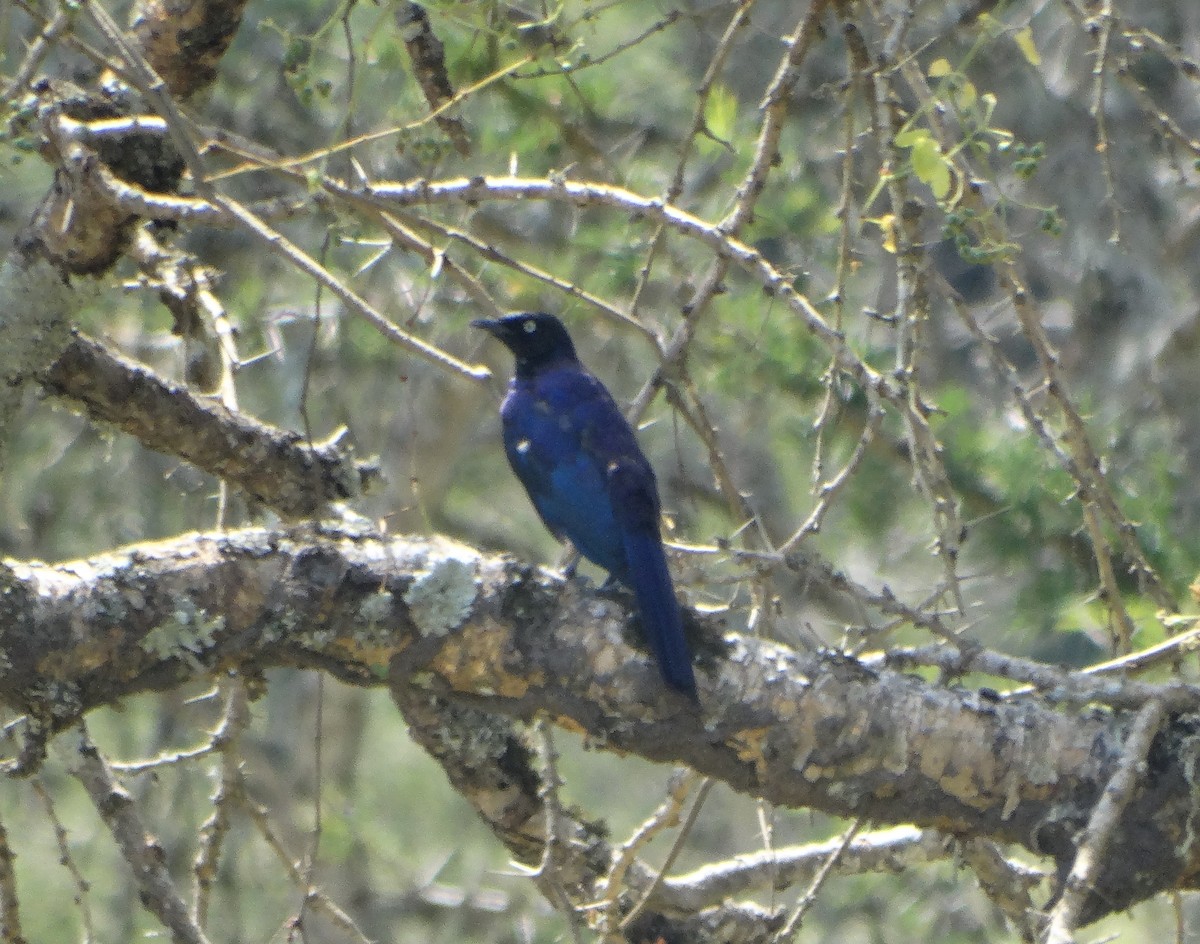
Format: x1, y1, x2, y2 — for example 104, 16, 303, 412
910, 137, 951, 198
894, 127, 929, 148
702, 84, 737, 152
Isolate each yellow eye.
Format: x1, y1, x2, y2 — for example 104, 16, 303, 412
523, 319, 537, 333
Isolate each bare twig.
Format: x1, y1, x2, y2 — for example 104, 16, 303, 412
957, 839, 1045, 942
394, 212, 648, 337
1088, 0, 1121, 242
1044, 698, 1167, 943
531, 720, 584, 943
216, 194, 492, 382
775, 819, 863, 940
3, 7, 72, 99
780, 390, 884, 552
67, 725, 212, 944
240, 783, 373, 944
0, 815, 25, 944
628, 0, 756, 323
599, 768, 703, 931
619, 777, 714, 934
344, 175, 896, 400
879, 643, 1200, 710
723, 0, 832, 233
654, 826, 951, 913
30, 777, 96, 940
190, 680, 251, 928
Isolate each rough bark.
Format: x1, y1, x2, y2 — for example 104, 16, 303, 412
1, 524, 1198, 926
39, 333, 376, 520
0, 0, 249, 449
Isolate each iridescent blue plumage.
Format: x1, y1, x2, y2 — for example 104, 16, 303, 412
473, 313, 698, 699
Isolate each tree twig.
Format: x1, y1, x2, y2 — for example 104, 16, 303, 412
1044, 698, 1168, 943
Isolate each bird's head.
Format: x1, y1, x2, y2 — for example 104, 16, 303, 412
471, 312, 579, 376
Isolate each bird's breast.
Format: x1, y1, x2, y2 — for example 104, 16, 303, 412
499, 381, 630, 576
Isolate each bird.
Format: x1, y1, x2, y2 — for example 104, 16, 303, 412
472, 312, 698, 700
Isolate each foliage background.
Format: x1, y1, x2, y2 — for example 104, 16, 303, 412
2, 0, 1200, 941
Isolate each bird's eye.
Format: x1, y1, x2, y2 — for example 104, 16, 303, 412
523, 319, 537, 333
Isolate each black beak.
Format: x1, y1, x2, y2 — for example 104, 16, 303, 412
470, 318, 502, 335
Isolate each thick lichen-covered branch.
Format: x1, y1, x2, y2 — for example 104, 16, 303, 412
0, 525, 1198, 926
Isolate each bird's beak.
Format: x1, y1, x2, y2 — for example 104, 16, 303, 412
470, 318, 502, 335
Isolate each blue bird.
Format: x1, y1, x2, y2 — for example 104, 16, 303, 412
472, 313, 698, 700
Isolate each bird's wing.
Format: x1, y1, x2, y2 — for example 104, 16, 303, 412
501, 373, 622, 559
502, 404, 569, 543
606, 457, 698, 698
582, 398, 698, 699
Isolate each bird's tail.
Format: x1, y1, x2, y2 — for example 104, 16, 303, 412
621, 529, 698, 701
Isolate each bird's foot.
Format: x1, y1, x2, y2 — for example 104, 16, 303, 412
595, 575, 633, 605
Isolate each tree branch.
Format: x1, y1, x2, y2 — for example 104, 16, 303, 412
39, 333, 377, 520
0, 0, 248, 450
66, 725, 212, 944
0, 525, 1197, 926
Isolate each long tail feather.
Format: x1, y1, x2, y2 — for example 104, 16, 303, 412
621, 528, 698, 700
